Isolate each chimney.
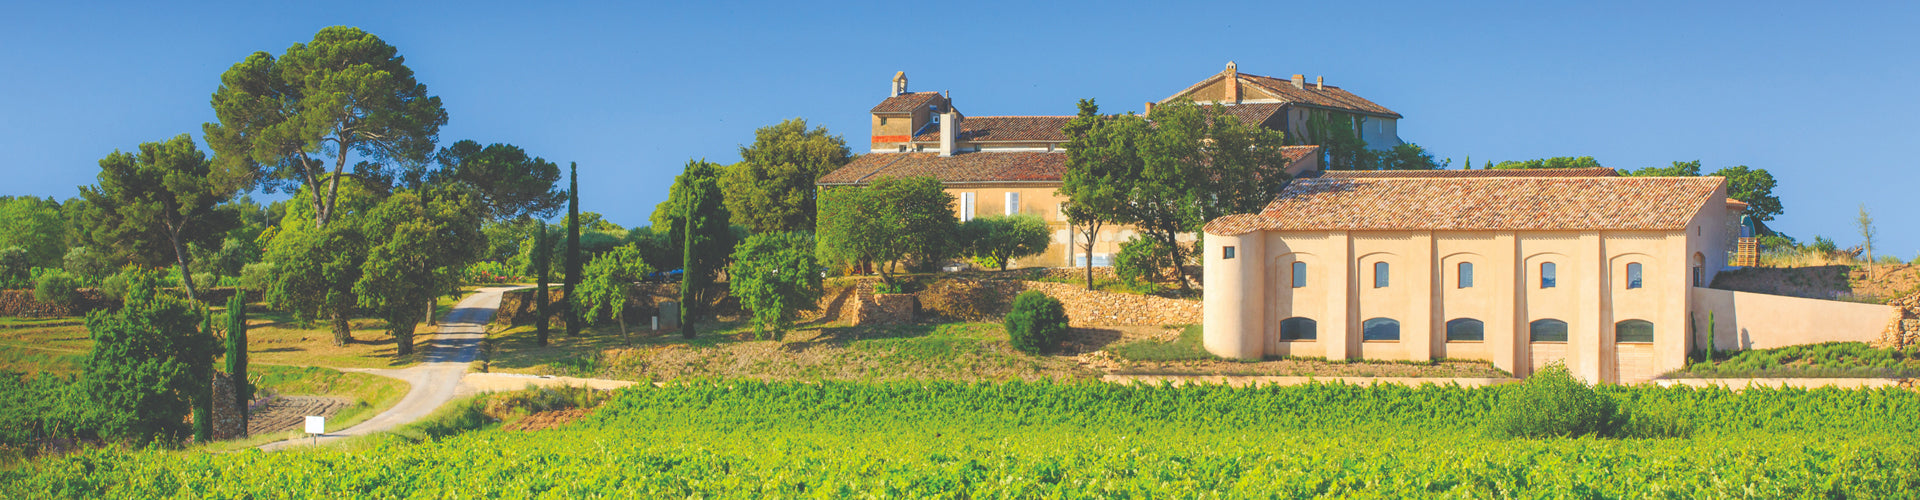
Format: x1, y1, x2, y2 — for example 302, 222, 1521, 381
1224, 61, 1240, 103
1316, 76, 1324, 90
1144, 102, 1156, 115
1291, 74, 1305, 89
938, 109, 959, 157
891, 71, 908, 97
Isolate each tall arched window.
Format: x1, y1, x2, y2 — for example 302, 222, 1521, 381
1280, 317, 1317, 341
1616, 320, 1654, 343
1626, 262, 1643, 289
1291, 261, 1307, 288
1530, 319, 1569, 342
1374, 262, 1390, 288
1362, 318, 1400, 341
1446, 318, 1485, 342
1458, 262, 1475, 288
1540, 262, 1557, 288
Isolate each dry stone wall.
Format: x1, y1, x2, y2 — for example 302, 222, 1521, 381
815, 276, 1201, 327
1881, 293, 1920, 349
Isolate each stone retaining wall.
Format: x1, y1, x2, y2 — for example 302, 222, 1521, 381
1881, 293, 1920, 349
815, 276, 1200, 327
0, 287, 258, 318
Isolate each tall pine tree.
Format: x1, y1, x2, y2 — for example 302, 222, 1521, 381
564, 162, 581, 337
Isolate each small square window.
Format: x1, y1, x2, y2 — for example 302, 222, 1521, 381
1458, 262, 1474, 288
1223, 246, 1236, 260
1291, 262, 1306, 288
1374, 262, 1390, 288
1626, 262, 1643, 289
1540, 262, 1557, 289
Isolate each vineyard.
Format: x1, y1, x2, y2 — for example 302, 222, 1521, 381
5, 380, 1918, 497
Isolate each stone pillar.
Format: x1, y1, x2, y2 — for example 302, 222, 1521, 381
210, 372, 246, 440
1326, 231, 1354, 361
1408, 232, 1435, 362
1491, 232, 1520, 375
1575, 231, 1606, 383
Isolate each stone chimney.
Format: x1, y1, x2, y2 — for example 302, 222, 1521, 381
891, 71, 908, 97
938, 108, 959, 157
1224, 61, 1240, 103
1291, 74, 1305, 89
1144, 102, 1156, 115
1316, 76, 1324, 90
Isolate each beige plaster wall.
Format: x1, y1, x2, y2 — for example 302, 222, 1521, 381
1209, 227, 1714, 383
1690, 288, 1897, 351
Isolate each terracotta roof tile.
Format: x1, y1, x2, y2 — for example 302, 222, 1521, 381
1203, 103, 1286, 127
871, 92, 944, 114
1280, 145, 1319, 164
817, 152, 1067, 185
1205, 176, 1724, 235
909, 116, 1073, 143
1318, 168, 1619, 178
1237, 73, 1402, 118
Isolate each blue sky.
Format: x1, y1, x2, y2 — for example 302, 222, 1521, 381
2, 1, 1915, 256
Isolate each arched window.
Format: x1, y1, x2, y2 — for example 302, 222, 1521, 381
1291, 261, 1307, 288
1446, 318, 1485, 342
1540, 262, 1557, 288
1626, 262, 1643, 289
1616, 320, 1654, 343
1530, 319, 1568, 343
1458, 262, 1474, 288
1280, 317, 1317, 341
1374, 262, 1390, 288
1362, 318, 1400, 341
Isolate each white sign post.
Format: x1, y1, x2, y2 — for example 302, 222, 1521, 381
305, 415, 325, 446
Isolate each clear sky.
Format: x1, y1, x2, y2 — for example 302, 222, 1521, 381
2, 1, 1915, 256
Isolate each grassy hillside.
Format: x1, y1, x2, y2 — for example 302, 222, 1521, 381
5, 380, 1916, 497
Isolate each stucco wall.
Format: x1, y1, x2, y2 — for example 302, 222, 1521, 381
1690, 288, 1897, 351
1207, 227, 1708, 383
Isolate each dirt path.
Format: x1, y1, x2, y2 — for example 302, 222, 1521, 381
259, 286, 520, 451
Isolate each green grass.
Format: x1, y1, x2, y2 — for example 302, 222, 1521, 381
7, 380, 1918, 497
1108, 324, 1215, 362
1672, 341, 1920, 378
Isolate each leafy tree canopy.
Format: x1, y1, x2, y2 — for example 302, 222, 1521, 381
0, 196, 68, 270
1060, 99, 1289, 290
432, 140, 564, 221
78, 135, 238, 301
960, 215, 1050, 271
577, 244, 652, 341
651, 160, 737, 283
82, 268, 216, 445
816, 176, 958, 283
721, 118, 852, 233
204, 26, 447, 227
1490, 156, 1604, 170
354, 188, 482, 356
728, 231, 821, 339
1622, 160, 1701, 177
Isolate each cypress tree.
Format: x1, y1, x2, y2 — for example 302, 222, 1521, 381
564, 162, 581, 337
679, 180, 699, 339
193, 307, 215, 442
224, 293, 249, 429
535, 223, 551, 346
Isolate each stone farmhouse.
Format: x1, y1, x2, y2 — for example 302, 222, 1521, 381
1201, 168, 1896, 384
818, 64, 1403, 267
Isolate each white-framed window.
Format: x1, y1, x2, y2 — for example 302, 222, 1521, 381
1005, 192, 1019, 216
960, 192, 975, 221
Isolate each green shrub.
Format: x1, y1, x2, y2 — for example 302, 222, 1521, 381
1487, 363, 1617, 438
1114, 236, 1167, 290
920, 279, 1001, 321
1004, 291, 1068, 354
32, 268, 80, 307
238, 262, 274, 293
